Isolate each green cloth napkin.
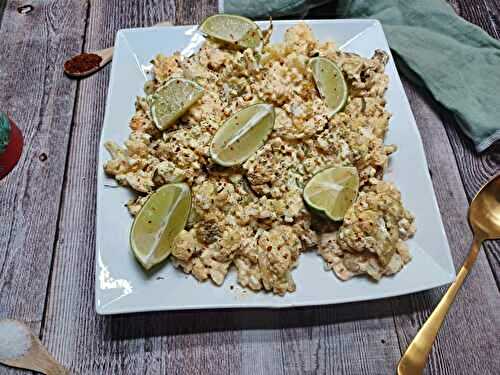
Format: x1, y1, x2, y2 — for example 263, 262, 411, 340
339, 0, 500, 152
222, 0, 500, 152
222, 1, 329, 18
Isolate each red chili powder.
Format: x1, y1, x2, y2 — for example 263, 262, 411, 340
64, 53, 102, 75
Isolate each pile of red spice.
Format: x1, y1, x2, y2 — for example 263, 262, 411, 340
64, 53, 102, 75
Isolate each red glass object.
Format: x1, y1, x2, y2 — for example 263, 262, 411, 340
0, 118, 23, 180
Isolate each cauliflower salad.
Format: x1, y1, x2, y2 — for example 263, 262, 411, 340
104, 21, 416, 295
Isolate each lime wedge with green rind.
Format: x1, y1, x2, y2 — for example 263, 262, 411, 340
210, 103, 275, 167
130, 183, 191, 270
309, 57, 348, 114
149, 78, 204, 131
199, 14, 263, 49
303, 166, 359, 221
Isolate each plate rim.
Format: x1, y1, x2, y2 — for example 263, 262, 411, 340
95, 18, 455, 315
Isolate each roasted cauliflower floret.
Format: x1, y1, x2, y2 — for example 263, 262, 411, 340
318, 181, 415, 281
235, 226, 302, 295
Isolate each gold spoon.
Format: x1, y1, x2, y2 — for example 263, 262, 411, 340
0, 319, 68, 375
397, 174, 500, 375
63, 21, 173, 78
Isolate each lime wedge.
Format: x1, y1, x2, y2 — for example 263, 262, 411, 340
130, 183, 191, 270
309, 57, 348, 114
210, 103, 275, 167
199, 14, 263, 49
303, 167, 359, 221
149, 78, 204, 130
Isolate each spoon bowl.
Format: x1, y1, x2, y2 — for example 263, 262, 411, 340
468, 174, 500, 240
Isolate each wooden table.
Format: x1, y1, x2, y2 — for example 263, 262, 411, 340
0, 1, 498, 374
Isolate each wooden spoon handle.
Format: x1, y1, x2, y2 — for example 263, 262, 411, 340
44, 362, 70, 375
96, 47, 114, 67
35, 339, 70, 375
3, 355, 68, 375
397, 236, 483, 375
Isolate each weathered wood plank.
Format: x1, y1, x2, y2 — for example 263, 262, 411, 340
241, 300, 403, 375
441, 116, 500, 287
174, 0, 218, 25
38, 2, 405, 375
0, 0, 6, 29
392, 78, 500, 375
39, 1, 240, 374
39, 1, 175, 372
0, 0, 86, 357
449, 0, 499, 39
446, 0, 500, 287
35, 2, 500, 375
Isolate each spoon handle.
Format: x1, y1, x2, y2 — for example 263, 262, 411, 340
397, 236, 483, 375
43, 362, 69, 375
97, 47, 114, 67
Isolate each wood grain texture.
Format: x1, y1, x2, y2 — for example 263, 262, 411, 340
446, 0, 500, 287
440, 116, 500, 288
0, 0, 6, 29
174, 0, 217, 25
0, 0, 86, 340
0, 1, 499, 375
449, 0, 499, 39
392, 3, 500, 373
238, 299, 403, 375
40, 1, 240, 374
391, 78, 500, 375
39, 1, 402, 375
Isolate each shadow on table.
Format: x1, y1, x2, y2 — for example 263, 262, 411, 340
105, 288, 444, 341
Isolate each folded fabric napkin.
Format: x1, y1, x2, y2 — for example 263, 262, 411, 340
221, 0, 500, 152
221, 0, 329, 18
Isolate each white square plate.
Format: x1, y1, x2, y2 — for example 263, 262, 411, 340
96, 19, 455, 315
